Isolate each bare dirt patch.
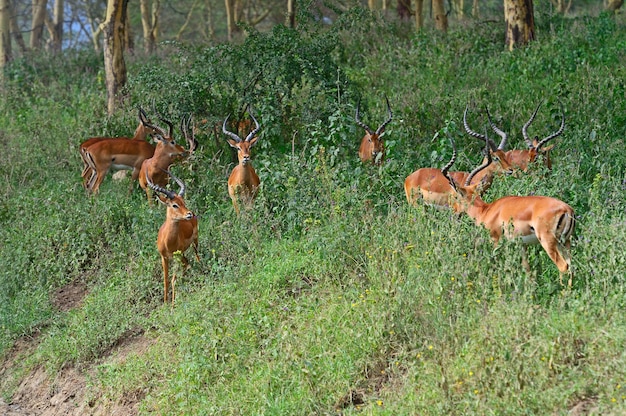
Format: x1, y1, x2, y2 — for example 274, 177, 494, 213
0, 280, 153, 415
52, 279, 89, 312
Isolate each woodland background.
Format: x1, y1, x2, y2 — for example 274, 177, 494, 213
1, 0, 626, 415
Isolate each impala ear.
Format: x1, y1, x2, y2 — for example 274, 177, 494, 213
248, 136, 259, 147
155, 193, 168, 205
226, 138, 239, 149
541, 144, 555, 152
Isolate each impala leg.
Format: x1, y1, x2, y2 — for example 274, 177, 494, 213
539, 236, 570, 282
161, 255, 170, 303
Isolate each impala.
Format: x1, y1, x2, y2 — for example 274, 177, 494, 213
442, 137, 575, 286
146, 170, 199, 304
355, 96, 393, 165
138, 114, 198, 203
80, 108, 157, 189
222, 109, 261, 214
404, 116, 513, 207
484, 100, 565, 171
84, 132, 158, 195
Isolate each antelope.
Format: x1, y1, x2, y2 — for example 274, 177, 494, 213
404, 118, 513, 207
483, 100, 565, 171
146, 170, 199, 304
222, 109, 261, 214
442, 136, 575, 286
80, 108, 158, 189
83, 122, 160, 195
138, 114, 198, 203
355, 96, 393, 165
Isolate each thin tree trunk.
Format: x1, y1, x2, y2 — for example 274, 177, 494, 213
504, 0, 535, 51
103, 0, 129, 115
30, 0, 48, 50
415, 0, 424, 30
472, 0, 479, 17
286, 0, 295, 27
47, 0, 63, 52
140, 0, 160, 54
9, 1, 27, 53
433, 0, 448, 31
0, 0, 11, 74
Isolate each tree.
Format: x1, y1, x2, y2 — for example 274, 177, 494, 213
414, 0, 424, 30
102, 0, 129, 115
433, 0, 448, 31
504, 0, 535, 51
0, 0, 10, 74
286, 0, 295, 27
30, 0, 48, 49
47, 0, 64, 52
397, 0, 411, 20
140, 0, 160, 54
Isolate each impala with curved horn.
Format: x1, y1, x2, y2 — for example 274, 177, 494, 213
139, 114, 198, 204
83, 116, 166, 195
442, 136, 575, 286
355, 96, 393, 165
146, 170, 199, 304
485, 100, 565, 171
80, 107, 158, 190
222, 108, 261, 214
404, 123, 513, 207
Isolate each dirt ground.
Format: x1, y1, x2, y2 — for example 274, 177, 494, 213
0, 279, 153, 416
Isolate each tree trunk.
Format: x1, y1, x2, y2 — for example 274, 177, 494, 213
504, 0, 535, 51
30, 0, 48, 50
397, 0, 412, 20
9, 1, 27, 54
472, 0, 479, 17
140, 0, 160, 54
0, 0, 11, 74
415, 0, 424, 30
103, 0, 129, 115
433, 0, 448, 31
286, 0, 295, 28
47, 0, 63, 52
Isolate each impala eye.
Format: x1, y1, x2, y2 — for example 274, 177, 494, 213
172, 203, 179, 209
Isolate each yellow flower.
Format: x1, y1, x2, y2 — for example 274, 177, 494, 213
376, 400, 383, 406
428, 345, 433, 350
468, 371, 473, 376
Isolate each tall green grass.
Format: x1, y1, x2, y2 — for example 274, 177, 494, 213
1, 6, 625, 414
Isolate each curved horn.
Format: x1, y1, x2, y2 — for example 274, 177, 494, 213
244, 107, 261, 143
167, 169, 187, 197
145, 170, 177, 200
485, 107, 508, 150
441, 136, 458, 192
464, 105, 497, 151
222, 114, 242, 143
535, 100, 565, 151
522, 100, 543, 148
375, 95, 393, 135
181, 114, 198, 153
138, 107, 150, 124
355, 100, 374, 135
465, 130, 493, 186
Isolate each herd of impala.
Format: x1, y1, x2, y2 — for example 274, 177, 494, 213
79, 98, 573, 303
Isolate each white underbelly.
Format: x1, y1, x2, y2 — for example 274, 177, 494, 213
111, 163, 133, 171
520, 233, 540, 245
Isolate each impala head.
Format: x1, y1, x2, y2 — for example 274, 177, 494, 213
519, 100, 565, 169
223, 108, 261, 166
146, 113, 197, 160
463, 105, 514, 177
356, 95, 393, 165
442, 135, 492, 213
137, 107, 161, 139
146, 170, 195, 221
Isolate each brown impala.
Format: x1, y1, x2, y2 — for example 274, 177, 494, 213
442, 136, 575, 286
222, 108, 261, 214
355, 96, 393, 165
146, 170, 199, 304
80, 107, 158, 191
482, 100, 565, 171
404, 113, 513, 207
139, 114, 198, 204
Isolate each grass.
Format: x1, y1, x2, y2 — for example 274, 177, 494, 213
1, 5, 626, 414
